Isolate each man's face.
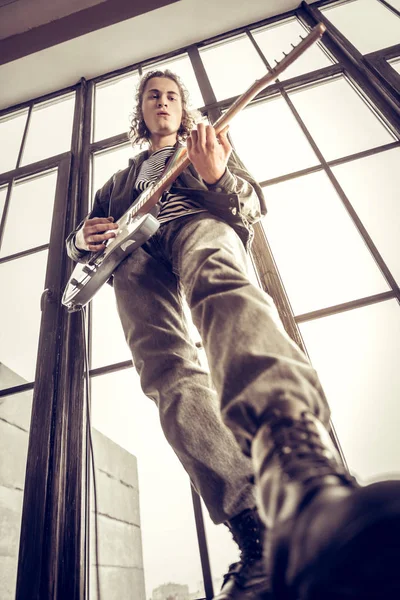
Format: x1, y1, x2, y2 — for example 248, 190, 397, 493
141, 76, 183, 140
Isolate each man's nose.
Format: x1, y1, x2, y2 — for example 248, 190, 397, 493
157, 96, 168, 107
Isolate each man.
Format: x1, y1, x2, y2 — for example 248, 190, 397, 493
67, 70, 400, 600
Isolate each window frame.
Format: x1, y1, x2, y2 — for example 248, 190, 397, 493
0, 1, 399, 598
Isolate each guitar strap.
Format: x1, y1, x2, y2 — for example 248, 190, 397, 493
158, 143, 188, 191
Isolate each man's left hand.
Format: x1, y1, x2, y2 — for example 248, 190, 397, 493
187, 123, 231, 185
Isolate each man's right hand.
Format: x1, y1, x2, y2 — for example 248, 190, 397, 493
75, 216, 119, 252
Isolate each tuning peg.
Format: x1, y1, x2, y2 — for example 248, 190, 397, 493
291, 43, 296, 49
299, 34, 305, 40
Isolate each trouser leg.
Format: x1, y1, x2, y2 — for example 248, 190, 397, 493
113, 236, 256, 524
164, 213, 330, 449
165, 214, 400, 600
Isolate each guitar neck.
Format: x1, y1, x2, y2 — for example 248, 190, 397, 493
134, 22, 326, 217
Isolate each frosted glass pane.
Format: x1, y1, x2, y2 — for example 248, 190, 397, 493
0, 251, 48, 386
299, 300, 400, 483
90, 283, 132, 369
0, 171, 57, 258
91, 369, 202, 599
94, 72, 139, 142
262, 171, 389, 315
332, 148, 400, 284
228, 96, 318, 181
289, 77, 394, 161
0, 387, 33, 598
200, 35, 267, 101
0, 109, 28, 173
322, 0, 400, 54
142, 53, 204, 110
388, 57, 400, 74
21, 94, 75, 166
92, 144, 142, 205
252, 18, 333, 81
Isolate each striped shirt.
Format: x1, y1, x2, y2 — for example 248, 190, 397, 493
135, 146, 207, 224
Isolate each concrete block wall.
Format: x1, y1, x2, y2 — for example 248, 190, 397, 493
0, 363, 145, 600
90, 428, 146, 600
0, 364, 32, 600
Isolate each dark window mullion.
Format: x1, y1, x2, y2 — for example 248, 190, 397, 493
187, 44, 221, 124
89, 360, 133, 378
0, 381, 35, 398
379, 0, 400, 18
295, 290, 396, 323
0, 180, 13, 252
15, 103, 33, 169
15, 154, 73, 600
259, 164, 324, 187
0, 151, 71, 186
0, 243, 49, 265
366, 53, 400, 93
259, 139, 400, 186
298, 2, 400, 136
90, 131, 130, 154
245, 28, 272, 72
60, 77, 91, 600
197, 85, 281, 117
327, 139, 400, 166
367, 42, 400, 62
82, 80, 94, 220
16, 78, 88, 600
191, 487, 214, 600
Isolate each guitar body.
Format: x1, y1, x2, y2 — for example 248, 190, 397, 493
62, 213, 160, 311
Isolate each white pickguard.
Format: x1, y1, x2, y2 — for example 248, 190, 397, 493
62, 212, 160, 311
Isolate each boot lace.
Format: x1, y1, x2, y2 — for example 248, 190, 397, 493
267, 410, 355, 488
222, 510, 264, 586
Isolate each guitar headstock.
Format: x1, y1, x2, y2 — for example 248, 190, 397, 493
269, 22, 326, 79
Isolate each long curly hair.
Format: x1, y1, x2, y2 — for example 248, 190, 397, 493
129, 69, 196, 146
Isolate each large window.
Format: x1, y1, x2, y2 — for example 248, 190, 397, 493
1, 1, 399, 599
0, 93, 74, 599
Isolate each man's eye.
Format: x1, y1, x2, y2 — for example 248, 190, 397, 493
169, 96, 176, 101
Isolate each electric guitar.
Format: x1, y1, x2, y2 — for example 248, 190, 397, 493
62, 22, 326, 312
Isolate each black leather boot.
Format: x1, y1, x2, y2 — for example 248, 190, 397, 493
251, 398, 400, 600
213, 507, 273, 600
